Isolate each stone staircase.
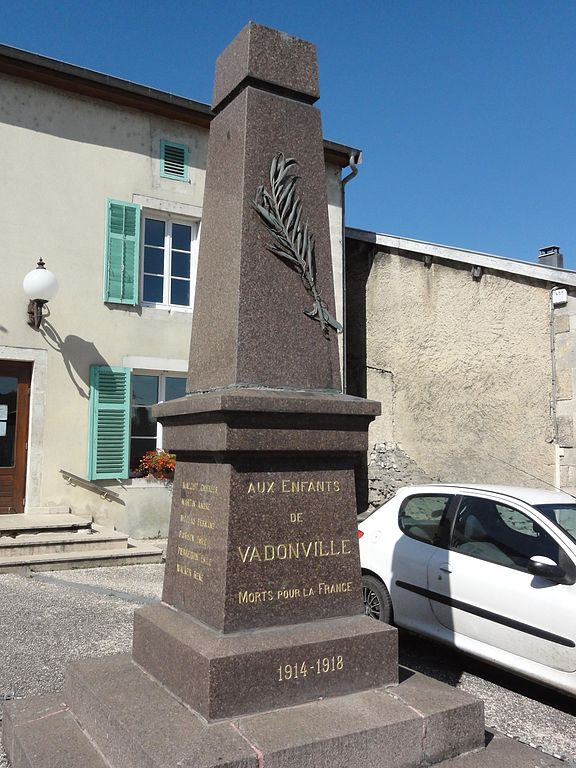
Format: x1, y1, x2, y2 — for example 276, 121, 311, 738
0, 513, 163, 572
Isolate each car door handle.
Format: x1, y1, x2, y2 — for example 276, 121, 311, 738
439, 564, 452, 573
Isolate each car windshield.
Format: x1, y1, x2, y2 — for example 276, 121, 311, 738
534, 504, 576, 544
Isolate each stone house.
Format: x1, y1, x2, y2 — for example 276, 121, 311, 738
0, 44, 358, 536
345, 231, 576, 510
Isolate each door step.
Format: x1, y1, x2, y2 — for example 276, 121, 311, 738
0, 513, 92, 535
0, 514, 162, 572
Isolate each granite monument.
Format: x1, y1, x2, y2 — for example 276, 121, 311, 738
3, 23, 485, 768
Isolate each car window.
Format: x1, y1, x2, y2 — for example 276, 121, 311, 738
451, 496, 560, 572
399, 494, 451, 546
535, 503, 576, 544
495, 503, 540, 537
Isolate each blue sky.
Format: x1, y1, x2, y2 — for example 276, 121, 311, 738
3, 1, 576, 267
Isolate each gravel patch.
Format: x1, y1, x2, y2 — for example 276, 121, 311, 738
0, 564, 164, 767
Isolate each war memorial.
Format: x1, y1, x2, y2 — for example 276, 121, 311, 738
3, 23, 487, 768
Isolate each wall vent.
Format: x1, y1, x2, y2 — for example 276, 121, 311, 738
160, 141, 189, 181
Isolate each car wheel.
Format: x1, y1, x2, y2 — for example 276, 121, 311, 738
362, 575, 393, 623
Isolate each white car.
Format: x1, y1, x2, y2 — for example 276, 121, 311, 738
359, 484, 576, 695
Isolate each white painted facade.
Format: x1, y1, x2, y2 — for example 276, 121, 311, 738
0, 48, 353, 536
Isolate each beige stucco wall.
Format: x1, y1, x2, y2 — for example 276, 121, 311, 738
0, 73, 344, 536
363, 250, 556, 488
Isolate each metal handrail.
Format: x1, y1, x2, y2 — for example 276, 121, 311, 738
59, 469, 122, 502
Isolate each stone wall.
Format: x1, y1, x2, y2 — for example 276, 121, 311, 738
367, 442, 436, 511
347, 239, 559, 496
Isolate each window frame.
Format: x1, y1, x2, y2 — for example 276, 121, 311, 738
140, 212, 200, 312
129, 370, 187, 476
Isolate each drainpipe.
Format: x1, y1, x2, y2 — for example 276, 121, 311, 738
549, 287, 559, 438
549, 285, 571, 488
341, 150, 361, 394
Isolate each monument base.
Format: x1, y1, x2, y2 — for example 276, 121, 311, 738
3, 654, 485, 768
132, 604, 398, 720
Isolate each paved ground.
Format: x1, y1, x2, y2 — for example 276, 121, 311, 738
399, 633, 576, 762
0, 561, 575, 766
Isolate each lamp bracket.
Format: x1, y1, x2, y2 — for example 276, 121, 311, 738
27, 299, 47, 330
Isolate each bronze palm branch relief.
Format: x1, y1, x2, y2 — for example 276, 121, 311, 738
253, 152, 342, 338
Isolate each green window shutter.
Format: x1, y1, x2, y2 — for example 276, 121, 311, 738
160, 140, 189, 181
88, 366, 131, 480
104, 200, 140, 304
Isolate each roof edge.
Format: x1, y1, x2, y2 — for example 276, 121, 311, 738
347, 227, 576, 288
0, 43, 359, 167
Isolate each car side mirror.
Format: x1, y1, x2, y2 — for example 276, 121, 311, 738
528, 556, 571, 585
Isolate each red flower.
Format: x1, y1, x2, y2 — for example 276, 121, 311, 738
138, 450, 176, 478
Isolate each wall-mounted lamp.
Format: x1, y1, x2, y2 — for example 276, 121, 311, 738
23, 258, 59, 329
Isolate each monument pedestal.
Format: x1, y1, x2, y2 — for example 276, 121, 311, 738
3, 384, 486, 767
3, 385, 487, 768
133, 606, 397, 720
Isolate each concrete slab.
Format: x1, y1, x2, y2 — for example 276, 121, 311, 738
390, 666, 485, 763
51, 653, 481, 768
3, 694, 109, 768
0, 530, 128, 557
239, 688, 423, 768
436, 731, 567, 767
65, 655, 258, 768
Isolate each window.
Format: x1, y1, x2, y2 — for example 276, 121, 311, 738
88, 367, 131, 480
103, 201, 140, 305
142, 217, 199, 309
130, 373, 186, 475
103, 200, 200, 309
451, 496, 560, 571
160, 140, 189, 181
399, 494, 451, 545
536, 503, 576, 544
88, 366, 186, 480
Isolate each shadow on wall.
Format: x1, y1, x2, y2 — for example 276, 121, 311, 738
1, 77, 209, 169
345, 238, 373, 400
41, 320, 109, 399
345, 239, 376, 513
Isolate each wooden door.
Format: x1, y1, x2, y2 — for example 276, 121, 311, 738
0, 361, 31, 513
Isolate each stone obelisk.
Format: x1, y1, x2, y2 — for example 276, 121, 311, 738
131, 21, 396, 720
3, 24, 485, 768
